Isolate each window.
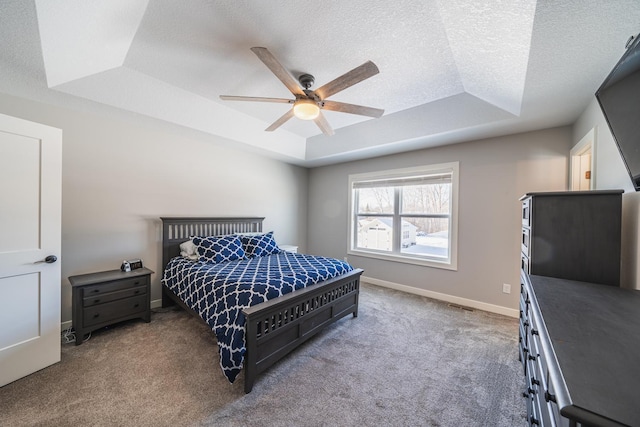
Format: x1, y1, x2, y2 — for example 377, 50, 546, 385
348, 162, 459, 270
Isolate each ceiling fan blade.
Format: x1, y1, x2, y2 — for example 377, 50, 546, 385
322, 100, 384, 118
315, 61, 380, 100
250, 47, 305, 97
313, 111, 335, 136
220, 95, 293, 104
265, 108, 295, 132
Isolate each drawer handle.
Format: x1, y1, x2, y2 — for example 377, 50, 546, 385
530, 416, 540, 425
528, 354, 536, 361
531, 377, 540, 386
93, 314, 100, 318
92, 289, 100, 293
94, 299, 100, 304
531, 329, 539, 336
544, 390, 557, 403
134, 290, 140, 294
134, 303, 139, 308
134, 281, 140, 285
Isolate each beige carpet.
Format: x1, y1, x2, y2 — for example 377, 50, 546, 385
0, 283, 526, 426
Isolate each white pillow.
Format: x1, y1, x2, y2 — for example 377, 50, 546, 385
179, 240, 198, 260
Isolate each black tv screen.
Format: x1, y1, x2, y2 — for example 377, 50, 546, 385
596, 33, 640, 191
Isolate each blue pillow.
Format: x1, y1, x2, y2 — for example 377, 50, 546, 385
192, 235, 246, 264
241, 231, 281, 258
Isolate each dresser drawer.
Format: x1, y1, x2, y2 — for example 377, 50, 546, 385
520, 277, 530, 305
83, 294, 147, 327
521, 227, 531, 257
521, 253, 530, 274
522, 197, 531, 227
82, 276, 149, 297
520, 291, 529, 321
530, 353, 557, 427
83, 285, 147, 307
533, 393, 557, 427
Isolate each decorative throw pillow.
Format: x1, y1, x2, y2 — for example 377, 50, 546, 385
192, 235, 246, 264
179, 239, 198, 260
241, 231, 282, 258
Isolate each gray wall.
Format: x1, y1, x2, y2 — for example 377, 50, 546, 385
573, 98, 640, 289
0, 93, 308, 324
307, 127, 572, 314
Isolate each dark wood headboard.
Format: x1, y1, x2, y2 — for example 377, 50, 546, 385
160, 217, 264, 268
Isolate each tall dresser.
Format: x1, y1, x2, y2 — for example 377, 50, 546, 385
520, 190, 622, 286
518, 190, 640, 427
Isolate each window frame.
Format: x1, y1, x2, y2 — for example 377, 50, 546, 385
347, 162, 459, 270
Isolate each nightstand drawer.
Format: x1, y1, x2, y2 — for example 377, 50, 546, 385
82, 285, 147, 307
83, 294, 147, 327
82, 276, 149, 297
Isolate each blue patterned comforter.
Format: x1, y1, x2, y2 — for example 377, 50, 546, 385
161, 252, 353, 383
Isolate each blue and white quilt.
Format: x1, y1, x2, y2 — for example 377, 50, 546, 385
161, 252, 353, 383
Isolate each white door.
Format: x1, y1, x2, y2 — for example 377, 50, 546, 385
0, 113, 62, 386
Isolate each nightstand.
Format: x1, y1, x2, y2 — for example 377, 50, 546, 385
69, 267, 153, 345
280, 245, 298, 253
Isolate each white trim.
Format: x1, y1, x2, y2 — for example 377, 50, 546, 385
362, 275, 519, 318
347, 249, 457, 270
570, 128, 596, 190
61, 320, 72, 330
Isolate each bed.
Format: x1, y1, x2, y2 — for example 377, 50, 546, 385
160, 217, 363, 393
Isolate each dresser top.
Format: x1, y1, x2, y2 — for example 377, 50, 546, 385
69, 267, 154, 287
520, 189, 624, 200
529, 275, 640, 425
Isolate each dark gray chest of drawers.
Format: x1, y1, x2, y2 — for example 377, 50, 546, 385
520, 190, 622, 286
518, 189, 637, 427
520, 274, 640, 427
70, 268, 153, 345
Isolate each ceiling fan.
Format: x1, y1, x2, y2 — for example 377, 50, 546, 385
220, 47, 384, 136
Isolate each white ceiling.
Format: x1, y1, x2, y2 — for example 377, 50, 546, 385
1, 1, 639, 166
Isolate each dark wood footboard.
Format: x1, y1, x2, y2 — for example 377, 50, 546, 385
242, 268, 362, 393
160, 217, 362, 394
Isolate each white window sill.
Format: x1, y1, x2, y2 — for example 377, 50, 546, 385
348, 249, 457, 271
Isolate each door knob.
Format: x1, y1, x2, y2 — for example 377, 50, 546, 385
34, 255, 58, 264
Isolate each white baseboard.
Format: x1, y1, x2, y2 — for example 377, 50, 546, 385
61, 320, 72, 330
61, 299, 167, 330
361, 275, 519, 318
61, 282, 518, 331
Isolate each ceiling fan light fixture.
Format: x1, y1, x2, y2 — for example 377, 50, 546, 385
293, 99, 320, 120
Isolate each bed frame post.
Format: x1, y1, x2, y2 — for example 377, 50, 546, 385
244, 318, 258, 393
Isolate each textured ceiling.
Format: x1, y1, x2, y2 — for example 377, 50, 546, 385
1, 1, 639, 166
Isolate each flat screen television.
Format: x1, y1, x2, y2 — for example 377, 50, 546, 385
596, 33, 640, 191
